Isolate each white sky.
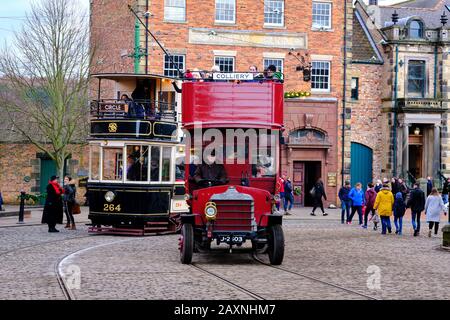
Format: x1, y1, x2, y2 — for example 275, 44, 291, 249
0, 0, 89, 46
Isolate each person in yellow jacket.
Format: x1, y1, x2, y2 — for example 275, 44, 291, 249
374, 184, 394, 234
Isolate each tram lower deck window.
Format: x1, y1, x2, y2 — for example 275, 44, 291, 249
102, 148, 123, 181
126, 145, 149, 182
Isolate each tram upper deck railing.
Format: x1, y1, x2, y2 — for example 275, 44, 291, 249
90, 99, 177, 122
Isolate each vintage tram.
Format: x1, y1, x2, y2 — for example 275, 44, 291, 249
179, 74, 285, 265
87, 73, 188, 235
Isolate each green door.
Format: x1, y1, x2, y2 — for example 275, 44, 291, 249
351, 143, 373, 191
40, 159, 57, 204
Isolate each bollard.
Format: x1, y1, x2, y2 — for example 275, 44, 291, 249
443, 224, 450, 250
18, 191, 26, 224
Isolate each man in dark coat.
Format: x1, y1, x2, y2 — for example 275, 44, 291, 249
193, 153, 228, 188
42, 175, 64, 233
407, 182, 426, 237
311, 178, 328, 216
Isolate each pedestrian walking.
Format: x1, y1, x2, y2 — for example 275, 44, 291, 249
398, 178, 409, 201
391, 177, 399, 195
369, 209, 380, 231
426, 176, 433, 197
374, 179, 383, 193
374, 184, 394, 235
0, 190, 3, 211
425, 188, 447, 237
442, 177, 450, 205
41, 175, 64, 233
283, 177, 294, 215
63, 176, 77, 230
276, 173, 286, 211
348, 183, 365, 225
393, 192, 406, 235
310, 178, 328, 216
338, 181, 351, 224
407, 182, 426, 237
364, 183, 377, 229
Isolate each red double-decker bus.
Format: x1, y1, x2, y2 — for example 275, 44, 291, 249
179, 74, 285, 265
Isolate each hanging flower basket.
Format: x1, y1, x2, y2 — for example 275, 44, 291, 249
284, 91, 311, 99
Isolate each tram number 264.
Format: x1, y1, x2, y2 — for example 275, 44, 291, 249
103, 204, 122, 212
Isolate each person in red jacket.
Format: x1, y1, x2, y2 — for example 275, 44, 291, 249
364, 182, 377, 229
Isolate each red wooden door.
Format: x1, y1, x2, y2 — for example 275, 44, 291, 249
293, 162, 304, 206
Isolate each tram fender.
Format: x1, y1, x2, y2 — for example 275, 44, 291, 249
266, 214, 283, 226
180, 214, 198, 225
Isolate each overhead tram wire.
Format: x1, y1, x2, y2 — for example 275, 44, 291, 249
128, 5, 183, 77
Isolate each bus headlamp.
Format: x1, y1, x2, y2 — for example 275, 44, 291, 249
105, 191, 116, 203
205, 202, 217, 220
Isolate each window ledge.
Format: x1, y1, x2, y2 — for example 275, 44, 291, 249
163, 20, 188, 24
263, 25, 286, 30
214, 22, 237, 27
311, 89, 332, 94
311, 27, 334, 32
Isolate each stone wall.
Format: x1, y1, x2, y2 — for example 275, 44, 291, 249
349, 63, 384, 179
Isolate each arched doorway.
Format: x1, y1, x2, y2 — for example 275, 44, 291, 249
351, 143, 373, 190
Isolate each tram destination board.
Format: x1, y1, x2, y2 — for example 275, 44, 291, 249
90, 120, 177, 140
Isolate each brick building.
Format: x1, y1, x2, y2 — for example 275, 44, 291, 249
91, 0, 354, 206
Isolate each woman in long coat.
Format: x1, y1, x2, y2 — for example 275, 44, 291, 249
42, 175, 64, 233
425, 188, 447, 237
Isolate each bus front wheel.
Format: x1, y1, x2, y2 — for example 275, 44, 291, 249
180, 224, 194, 264
267, 224, 285, 265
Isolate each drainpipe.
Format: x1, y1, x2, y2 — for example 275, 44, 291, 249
434, 44, 438, 99
393, 44, 399, 177
341, 0, 348, 187
145, 0, 149, 74
134, 18, 141, 74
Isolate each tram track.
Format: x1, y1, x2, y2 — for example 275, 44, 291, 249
190, 263, 266, 300
251, 253, 379, 300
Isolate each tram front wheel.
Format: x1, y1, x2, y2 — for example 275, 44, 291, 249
267, 224, 285, 265
180, 224, 194, 264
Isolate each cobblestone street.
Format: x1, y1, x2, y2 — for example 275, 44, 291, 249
0, 207, 448, 300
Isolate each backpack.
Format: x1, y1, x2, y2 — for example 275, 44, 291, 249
285, 181, 293, 193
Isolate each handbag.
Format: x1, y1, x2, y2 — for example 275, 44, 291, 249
310, 187, 316, 196
72, 202, 81, 215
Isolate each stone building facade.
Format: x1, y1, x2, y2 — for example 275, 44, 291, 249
91, 0, 354, 206
354, 0, 450, 187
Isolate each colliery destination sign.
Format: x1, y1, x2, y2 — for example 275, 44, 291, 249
213, 73, 254, 81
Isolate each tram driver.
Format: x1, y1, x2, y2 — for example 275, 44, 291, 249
193, 151, 228, 188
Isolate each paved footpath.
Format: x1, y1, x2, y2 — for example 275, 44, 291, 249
0, 207, 448, 300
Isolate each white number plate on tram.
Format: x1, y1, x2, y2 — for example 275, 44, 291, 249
220, 235, 243, 243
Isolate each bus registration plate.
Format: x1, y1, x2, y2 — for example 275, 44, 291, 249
219, 235, 243, 243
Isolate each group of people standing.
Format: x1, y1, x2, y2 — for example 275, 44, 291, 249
41, 175, 77, 233
338, 178, 448, 237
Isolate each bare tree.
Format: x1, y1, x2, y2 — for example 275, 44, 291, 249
0, 0, 93, 181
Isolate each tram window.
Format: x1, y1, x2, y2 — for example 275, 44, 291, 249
150, 147, 161, 182
162, 147, 172, 182
90, 144, 100, 180
175, 152, 185, 181
126, 145, 149, 182
102, 148, 123, 181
